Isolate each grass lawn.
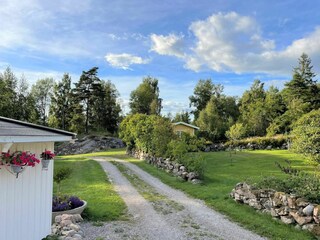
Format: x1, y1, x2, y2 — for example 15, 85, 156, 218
54, 154, 127, 221
108, 149, 315, 240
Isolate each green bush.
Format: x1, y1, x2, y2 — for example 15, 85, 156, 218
167, 139, 188, 159
225, 123, 246, 140
178, 153, 206, 179
291, 109, 320, 164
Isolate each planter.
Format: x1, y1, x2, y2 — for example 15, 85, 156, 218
10, 164, 25, 178
52, 200, 87, 222
41, 159, 50, 170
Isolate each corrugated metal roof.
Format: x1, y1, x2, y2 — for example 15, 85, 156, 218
0, 117, 76, 137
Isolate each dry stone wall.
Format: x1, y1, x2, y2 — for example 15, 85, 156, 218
50, 214, 84, 240
231, 182, 320, 235
128, 149, 202, 184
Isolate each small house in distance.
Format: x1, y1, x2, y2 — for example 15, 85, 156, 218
0, 116, 76, 240
172, 122, 199, 136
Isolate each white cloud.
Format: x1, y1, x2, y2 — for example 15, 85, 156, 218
150, 12, 320, 75
150, 33, 185, 58
105, 53, 150, 70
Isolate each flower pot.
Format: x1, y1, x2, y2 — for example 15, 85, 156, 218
10, 165, 25, 178
52, 200, 87, 223
42, 159, 50, 170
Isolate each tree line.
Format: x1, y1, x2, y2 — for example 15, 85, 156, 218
0, 67, 121, 134
1, 53, 319, 141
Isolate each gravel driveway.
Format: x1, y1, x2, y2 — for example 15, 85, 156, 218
81, 157, 266, 240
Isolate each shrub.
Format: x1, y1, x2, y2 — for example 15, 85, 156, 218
178, 153, 206, 179
291, 109, 320, 164
167, 139, 189, 159
54, 167, 72, 194
225, 123, 246, 140
225, 135, 288, 149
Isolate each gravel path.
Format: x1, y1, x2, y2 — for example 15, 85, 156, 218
81, 157, 266, 240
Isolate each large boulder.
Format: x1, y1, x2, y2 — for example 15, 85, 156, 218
56, 136, 125, 155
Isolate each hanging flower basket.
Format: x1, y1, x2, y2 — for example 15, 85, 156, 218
40, 150, 55, 170
1, 151, 40, 178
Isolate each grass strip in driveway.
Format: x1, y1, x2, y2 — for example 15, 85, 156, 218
54, 156, 127, 221
112, 160, 184, 215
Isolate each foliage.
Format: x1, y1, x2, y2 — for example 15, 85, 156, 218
178, 153, 206, 179
291, 109, 320, 164
52, 195, 84, 212
196, 90, 239, 140
48, 73, 73, 131
189, 79, 222, 120
31, 78, 55, 125
54, 167, 72, 194
225, 135, 288, 149
167, 139, 189, 159
129, 76, 162, 115
119, 114, 173, 156
1, 151, 40, 166
226, 123, 246, 140
172, 110, 191, 123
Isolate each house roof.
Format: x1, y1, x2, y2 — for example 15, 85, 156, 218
0, 116, 76, 143
172, 122, 200, 130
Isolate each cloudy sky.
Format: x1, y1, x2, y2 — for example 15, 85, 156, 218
1, 0, 320, 114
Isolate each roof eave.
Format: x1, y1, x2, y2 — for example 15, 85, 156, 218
0, 135, 74, 143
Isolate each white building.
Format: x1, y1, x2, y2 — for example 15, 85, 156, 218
0, 117, 76, 240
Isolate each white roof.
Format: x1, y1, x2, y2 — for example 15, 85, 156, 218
172, 122, 200, 130
0, 116, 76, 143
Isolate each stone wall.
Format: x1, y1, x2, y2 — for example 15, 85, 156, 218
231, 182, 320, 235
128, 149, 201, 184
50, 214, 85, 239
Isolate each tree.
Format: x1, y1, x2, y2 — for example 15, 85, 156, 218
238, 80, 267, 136
0, 67, 18, 118
283, 53, 320, 109
92, 80, 122, 133
48, 73, 73, 130
173, 111, 191, 123
73, 67, 102, 133
291, 109, 320, 164
189, 79, 223, 120
31, 78, 54, 125
226, 123, 246, 140
196, 93, 238, 140
129, 76, 162, 115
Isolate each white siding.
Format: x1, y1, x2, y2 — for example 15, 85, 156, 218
0, 142, 54, 240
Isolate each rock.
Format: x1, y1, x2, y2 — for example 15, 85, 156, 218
290, 211, 313, 225
275, 206, 289, 216
70, 223, 80, 231
302, 224, 315, 231
314, 205, 320, 223
312, 225, 320, 236
179, 166, 186, 172
56, 136, 125, 155
303, 204, 314, 216
270, 208, 278, 217
55, 215, 62, 223
280, 216, 294, 224
191, 179, 202, 184
266, 145, 272, 150
296, 198, 309, 207
61, 214, 73, 221
287, 196, 296, 209
248, 199, 262, 210
187, 172, 197, 181
61, 220, 73, 227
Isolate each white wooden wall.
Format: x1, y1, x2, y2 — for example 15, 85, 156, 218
0, 142, 54, 240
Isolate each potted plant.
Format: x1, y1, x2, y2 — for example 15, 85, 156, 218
1, 151, 40, 178
41, 150, 55, 170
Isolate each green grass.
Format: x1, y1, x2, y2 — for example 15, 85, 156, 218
116, 149, 316, 240
54, 154, 127, 221
56, 149, 316, 239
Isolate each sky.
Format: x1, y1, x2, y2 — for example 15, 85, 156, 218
1, 0, 320, 114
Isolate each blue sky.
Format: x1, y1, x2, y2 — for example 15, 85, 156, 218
1, 0, 320, 114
